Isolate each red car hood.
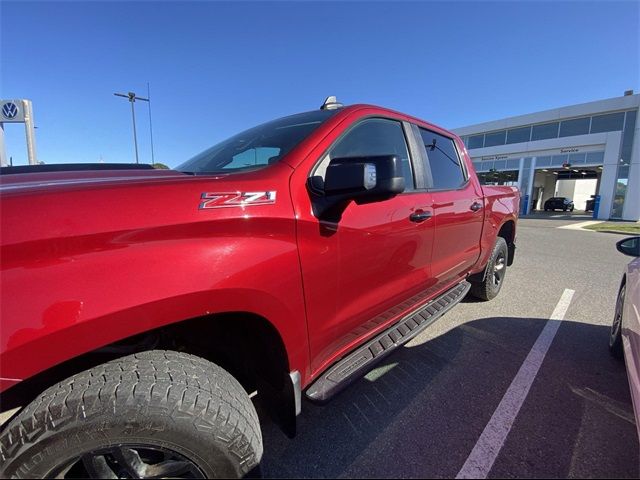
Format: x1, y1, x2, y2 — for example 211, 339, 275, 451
0, 168, 192, 194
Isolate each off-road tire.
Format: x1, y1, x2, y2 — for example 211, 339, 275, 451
0, 350, 262, 478
469, 237, 508, 301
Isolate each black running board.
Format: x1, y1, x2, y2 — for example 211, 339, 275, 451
305, 281, 471, 403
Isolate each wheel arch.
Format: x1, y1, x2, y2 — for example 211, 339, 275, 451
497, 219, 516, 266
1, 310, 300, 437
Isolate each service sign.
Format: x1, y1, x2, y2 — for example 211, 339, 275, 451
478, 144, 606, 162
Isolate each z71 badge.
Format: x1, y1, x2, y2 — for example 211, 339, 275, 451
199, 191, 277, 209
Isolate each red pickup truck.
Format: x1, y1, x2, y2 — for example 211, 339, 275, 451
0, 98, 519, 478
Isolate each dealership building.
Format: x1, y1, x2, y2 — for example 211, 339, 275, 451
452, 92, 639, 221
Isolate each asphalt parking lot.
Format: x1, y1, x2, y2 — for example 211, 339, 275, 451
259, 216, 639, 478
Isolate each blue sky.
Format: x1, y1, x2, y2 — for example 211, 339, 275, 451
2, 1, 638, 167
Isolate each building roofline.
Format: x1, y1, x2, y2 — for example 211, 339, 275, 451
452, 93, 640, 136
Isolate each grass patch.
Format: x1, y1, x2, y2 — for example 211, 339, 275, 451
583, 222, 640, 234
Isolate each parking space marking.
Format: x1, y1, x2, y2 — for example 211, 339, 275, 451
570, 386, 636, 425
456, 288, 575, 479
558, 220, 603, 230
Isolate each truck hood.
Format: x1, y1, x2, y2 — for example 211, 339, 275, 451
0, 163, 291, 249
0, 168, 195, 194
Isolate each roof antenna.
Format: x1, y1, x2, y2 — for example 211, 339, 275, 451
320, 95, 343, 110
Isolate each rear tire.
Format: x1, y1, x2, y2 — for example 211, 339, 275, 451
610, 285, 625, 359
469, 237, 508, 301
0, 350, 263, 479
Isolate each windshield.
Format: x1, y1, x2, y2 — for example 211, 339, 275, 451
176, 109, 338, 174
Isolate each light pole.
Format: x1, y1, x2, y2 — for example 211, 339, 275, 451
114, 91, 149, 164
147, 83, 156, 166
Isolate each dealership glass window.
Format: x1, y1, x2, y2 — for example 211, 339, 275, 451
480, 161, 494, 171
620, 110, 637, 165
559, 117, 590, 137
506, 126, 531, 144
551, 154, 568, 166
590, 112, 625, 133
536, 156, 551, 167
418, 128, 466, 190
610, 110, 637, 218
506, 159, 520, 170
586, 151, 604, 164
611, 165, 629, 218
531, 122, 559, 141
484, 130, 506, 147
472, 161, 484, 172
314, 118, 414, 190
493, 160, 507, 170
468, 134, 484, 149
568, 152, 586, 164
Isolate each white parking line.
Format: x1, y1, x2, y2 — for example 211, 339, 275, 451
558, 220, 603, 230
456, 288, 575, 479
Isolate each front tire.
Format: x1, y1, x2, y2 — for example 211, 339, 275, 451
610, 285, 625, 359
0, 350, 263, 479
469, 237, 508, 301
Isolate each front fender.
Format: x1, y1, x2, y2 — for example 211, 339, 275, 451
1, 225, 308, 391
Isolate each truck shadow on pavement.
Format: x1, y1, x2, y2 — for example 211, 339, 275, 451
258, 316, 639, 478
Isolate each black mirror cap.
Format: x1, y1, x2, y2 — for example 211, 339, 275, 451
324, 161, 376, 195
307, 155, 406, 222
370, 155, 406, 196
616, 236, 640, 257
325, 155, 405, 198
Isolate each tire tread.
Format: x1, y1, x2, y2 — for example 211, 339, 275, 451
0, 350, 262, 478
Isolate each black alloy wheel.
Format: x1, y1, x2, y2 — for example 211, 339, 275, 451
49, 444, 206, 479
491, 250, 506, 288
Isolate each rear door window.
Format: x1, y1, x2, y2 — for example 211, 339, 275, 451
418, 128, 466, 190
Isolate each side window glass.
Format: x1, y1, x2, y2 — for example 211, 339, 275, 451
314, 118, 414, 190
418, 128, 465, 190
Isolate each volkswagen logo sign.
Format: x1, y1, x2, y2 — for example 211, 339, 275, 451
2, 102, 19, 120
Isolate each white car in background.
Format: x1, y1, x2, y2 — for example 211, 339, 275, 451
610, 236, 640, 438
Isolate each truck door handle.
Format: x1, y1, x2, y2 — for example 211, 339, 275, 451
470, 202, 483, 212
409, 211, 432, 223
